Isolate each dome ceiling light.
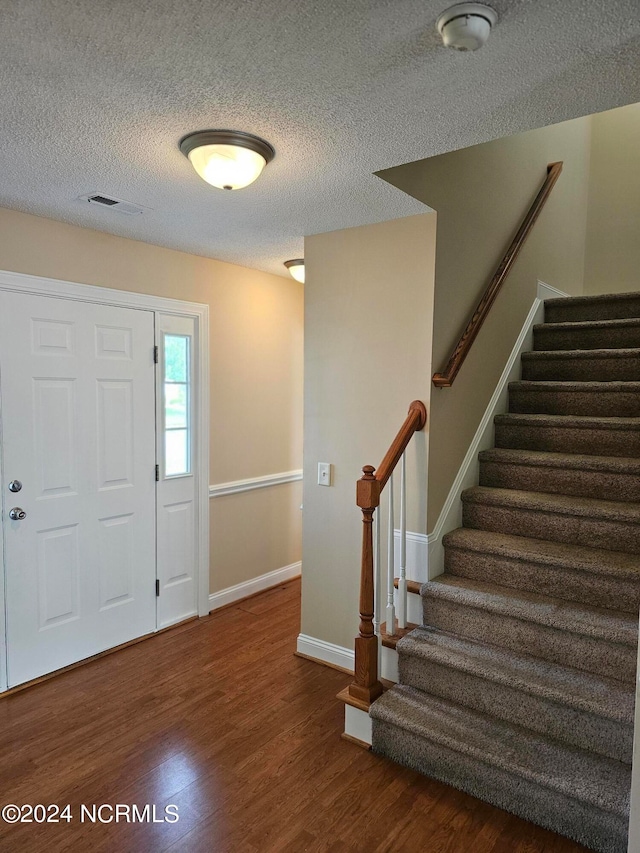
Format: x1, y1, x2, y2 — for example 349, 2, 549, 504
179, 130, 275, 190
436, 3, 497, 51
284, 259, 305, 283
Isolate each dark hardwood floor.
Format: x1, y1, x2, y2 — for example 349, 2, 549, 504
0, 579, 588, 852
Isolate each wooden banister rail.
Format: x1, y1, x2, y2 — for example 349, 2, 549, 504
375, 401, 427, 489
432, 161, 563, 389
349, 400, 427, 705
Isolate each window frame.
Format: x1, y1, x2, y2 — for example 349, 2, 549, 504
161, 331, 193, 479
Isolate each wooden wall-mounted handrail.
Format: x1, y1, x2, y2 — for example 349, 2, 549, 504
348, 400, 427, 706
432, 161, 563, 388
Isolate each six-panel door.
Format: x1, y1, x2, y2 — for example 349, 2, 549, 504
0, 291, 157, 686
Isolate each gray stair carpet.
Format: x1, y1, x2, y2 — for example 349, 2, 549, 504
371, 290, 640, 853
478, 448, 640, 502
509, 380, 640, 417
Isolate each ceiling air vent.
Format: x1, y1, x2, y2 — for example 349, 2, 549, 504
78, 193, 150, 216
88, 194, 118, 206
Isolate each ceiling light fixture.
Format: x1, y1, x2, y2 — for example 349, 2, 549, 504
284, 259, 305, 283
436, 3, 497, 51
179, 130, 275, 190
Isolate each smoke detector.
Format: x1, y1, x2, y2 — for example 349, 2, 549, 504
436, 3, 497, 51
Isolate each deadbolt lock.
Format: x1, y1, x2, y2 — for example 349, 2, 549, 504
8, 480, 22, 493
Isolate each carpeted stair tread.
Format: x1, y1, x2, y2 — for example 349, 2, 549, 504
480, 446, 640, 475
534, 317, 640, 350
370, 685, 631, 818
443, 527, 640, 581
396, 627, 633, 763
494, 412, 640, 457
372, 714, 628, 852
397, 626, 634, 724
521, 349, 640, 382
479, 447, 640, 501
462, 485, 640, 554
509, 380, 640, 417
443, 527, 640, 612
422, 574, 637, 647
495, 412, 640, 431
537, 318, 640, 332
511, 379, 640, 391
462, 485, 640, 528
524, 347, 640, 361
545, 290, 640, 322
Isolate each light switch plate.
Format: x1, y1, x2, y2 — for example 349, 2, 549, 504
318, 462, 332, 486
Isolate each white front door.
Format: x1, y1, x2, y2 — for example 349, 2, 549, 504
0, 290, 157, 687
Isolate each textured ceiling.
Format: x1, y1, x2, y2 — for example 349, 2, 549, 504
0, 0, 639, 277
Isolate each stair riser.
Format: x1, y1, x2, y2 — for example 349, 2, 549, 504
422, 597, 636, 683
444, 544, 640, 613
545, 297, 640, 323
372, 720, 628, 853
399, 655, 632, 763
509, 388, 640, 417
479, 458, 640, 503
534, 325, 640, 351
462, 500, 640, 553
494, 422, 640, 457
522, 355, 640, 382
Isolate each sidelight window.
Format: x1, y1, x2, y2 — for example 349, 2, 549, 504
163, 333, 191, 476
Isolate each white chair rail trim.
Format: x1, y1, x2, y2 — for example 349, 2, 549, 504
209, 469, 303, 498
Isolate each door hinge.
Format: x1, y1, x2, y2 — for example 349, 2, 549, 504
155, 464, 160, 481
154, 345, 159, 364
156, 579, 160, 597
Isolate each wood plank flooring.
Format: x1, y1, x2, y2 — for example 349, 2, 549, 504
0, 579, 588, 852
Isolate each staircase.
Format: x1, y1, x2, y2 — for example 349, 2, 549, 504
370, 291, 640, 853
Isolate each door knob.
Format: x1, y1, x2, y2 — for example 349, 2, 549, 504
8, 480, 22, 493
9, 507, 26, 521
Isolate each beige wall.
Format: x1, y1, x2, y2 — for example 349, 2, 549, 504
212, 482, 302, 592
378, 118, 591, 528
585, 102, 640, 296
302, 213, 436, 650
0, 206, 303, 594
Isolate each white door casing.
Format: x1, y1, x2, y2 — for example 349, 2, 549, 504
0, 291, 157, 686
0, 269, 210, 692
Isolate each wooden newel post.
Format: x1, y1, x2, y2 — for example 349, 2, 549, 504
349, 465, 383, 704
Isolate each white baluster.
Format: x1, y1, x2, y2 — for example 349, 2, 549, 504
373, 510, 381, 637
397, 452, 407, 629
386, 472, 395, 636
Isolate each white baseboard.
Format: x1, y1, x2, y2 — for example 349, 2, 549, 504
296, 633, 354, 673
209, 561, 301, 611
425, 280, 569, 579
